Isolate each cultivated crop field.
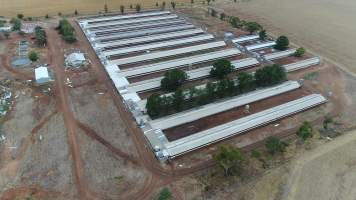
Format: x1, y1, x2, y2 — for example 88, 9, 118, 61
0, 0, 191, 17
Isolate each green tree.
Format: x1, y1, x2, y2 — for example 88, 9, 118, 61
214, 146, 245, 176
216, 78, 235, 98
17, 13, 24, 19
171, 1, 176, 9
210, 59, 234, 79
238, 72, 255, 92
229, 16, 240, 28
146, 94, 162, 118
74, 9, 78, 15
172, 89, 185, 111
255, 64, 286, 87
45, 14, 49, 19
28, 51, 39, 62
161, 2, 166, 10
57, 19, 76, 43
12, 19, 22, 31
157, 187, 172, 200
275, 35, 289, 50
161, 69, 188, 92
294, 47, 305, 57
265, 137, 287, 154
205, 82, 217, 100
35, 26, 47, 46
244, 22, 262, 34
191, 0, 194, 4
259, 29, 267, 40
156, 2, 159, 7
104, 4, 108, 13
297, 121, 313, 140
207, 0, 211, 4
220, 13, 226, 21
120, 5, 125, 14
135, 4, 141, 12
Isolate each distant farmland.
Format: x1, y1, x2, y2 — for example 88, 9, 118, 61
0, 0, 191, 17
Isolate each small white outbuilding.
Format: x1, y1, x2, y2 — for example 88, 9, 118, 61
65, 53, 86, 68
35, 66, 51, 85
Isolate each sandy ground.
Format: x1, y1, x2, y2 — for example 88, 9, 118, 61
213, 0, 356, 75
0, 0, 191, 17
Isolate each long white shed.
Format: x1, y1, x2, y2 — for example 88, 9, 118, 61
97, 29, 205, 49
246, 41, 276, 51
164, 94, 327, 157
118, 48, 240, 77
283, 57, 321, 72
109, 41, 227, 66
92, 19, 186, 35
129, 58, 259, 93
232, 35, 259, 44
86, 15, 178, 29
263, 49, 297, 60
82, 11, 171, 24
95, 24, 195, 41
103, 35, 214, 57
150, 81, 301, 130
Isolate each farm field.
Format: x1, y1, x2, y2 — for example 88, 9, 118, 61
0, 0, 191, 17
216, 0, 356, 75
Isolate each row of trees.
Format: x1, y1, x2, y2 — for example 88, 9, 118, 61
147, 63, 287, 118
34, 26, 47, 46
56, 19, 76, 43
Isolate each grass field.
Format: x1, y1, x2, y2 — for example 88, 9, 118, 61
0, 0, 191, 17
216, 0, 356, 75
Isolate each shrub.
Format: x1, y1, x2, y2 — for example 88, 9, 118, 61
171, 1, 176, 9
255, 64, 286, 87
259, 29, 267, 40
294, 47, 305, 57
28, 51, 39, 62
157, 188, 172, 200
135, 4, 141, 12
238, 72, 256, 92
265, 137, 287, 154
160, 69, 188, 92
210, 59, 234, 79
35, 26, 47, 46
17, 14, 24, 19
229, 16, 240, 28
214, 146, 245, 176
244, 21, 262, 34
12, 18, 22, 31
120, 5, 125, 14
220, 13, 226, 21
57, 19, 76, 43
297, 121, 313, 140
146, 94, 163, 118
275, 35, 289, 50
74, 9, 78, 15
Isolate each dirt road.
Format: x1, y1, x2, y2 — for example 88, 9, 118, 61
215, 0, 356, 76
46, 28, 96, 200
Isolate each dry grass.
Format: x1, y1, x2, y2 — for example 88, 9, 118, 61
0, 0, 191, 17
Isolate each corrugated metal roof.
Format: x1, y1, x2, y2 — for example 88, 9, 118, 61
109, 41, 226, 66
150, 81, 301, 130
165, 94, 326, 157
119, 48, 240, 77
